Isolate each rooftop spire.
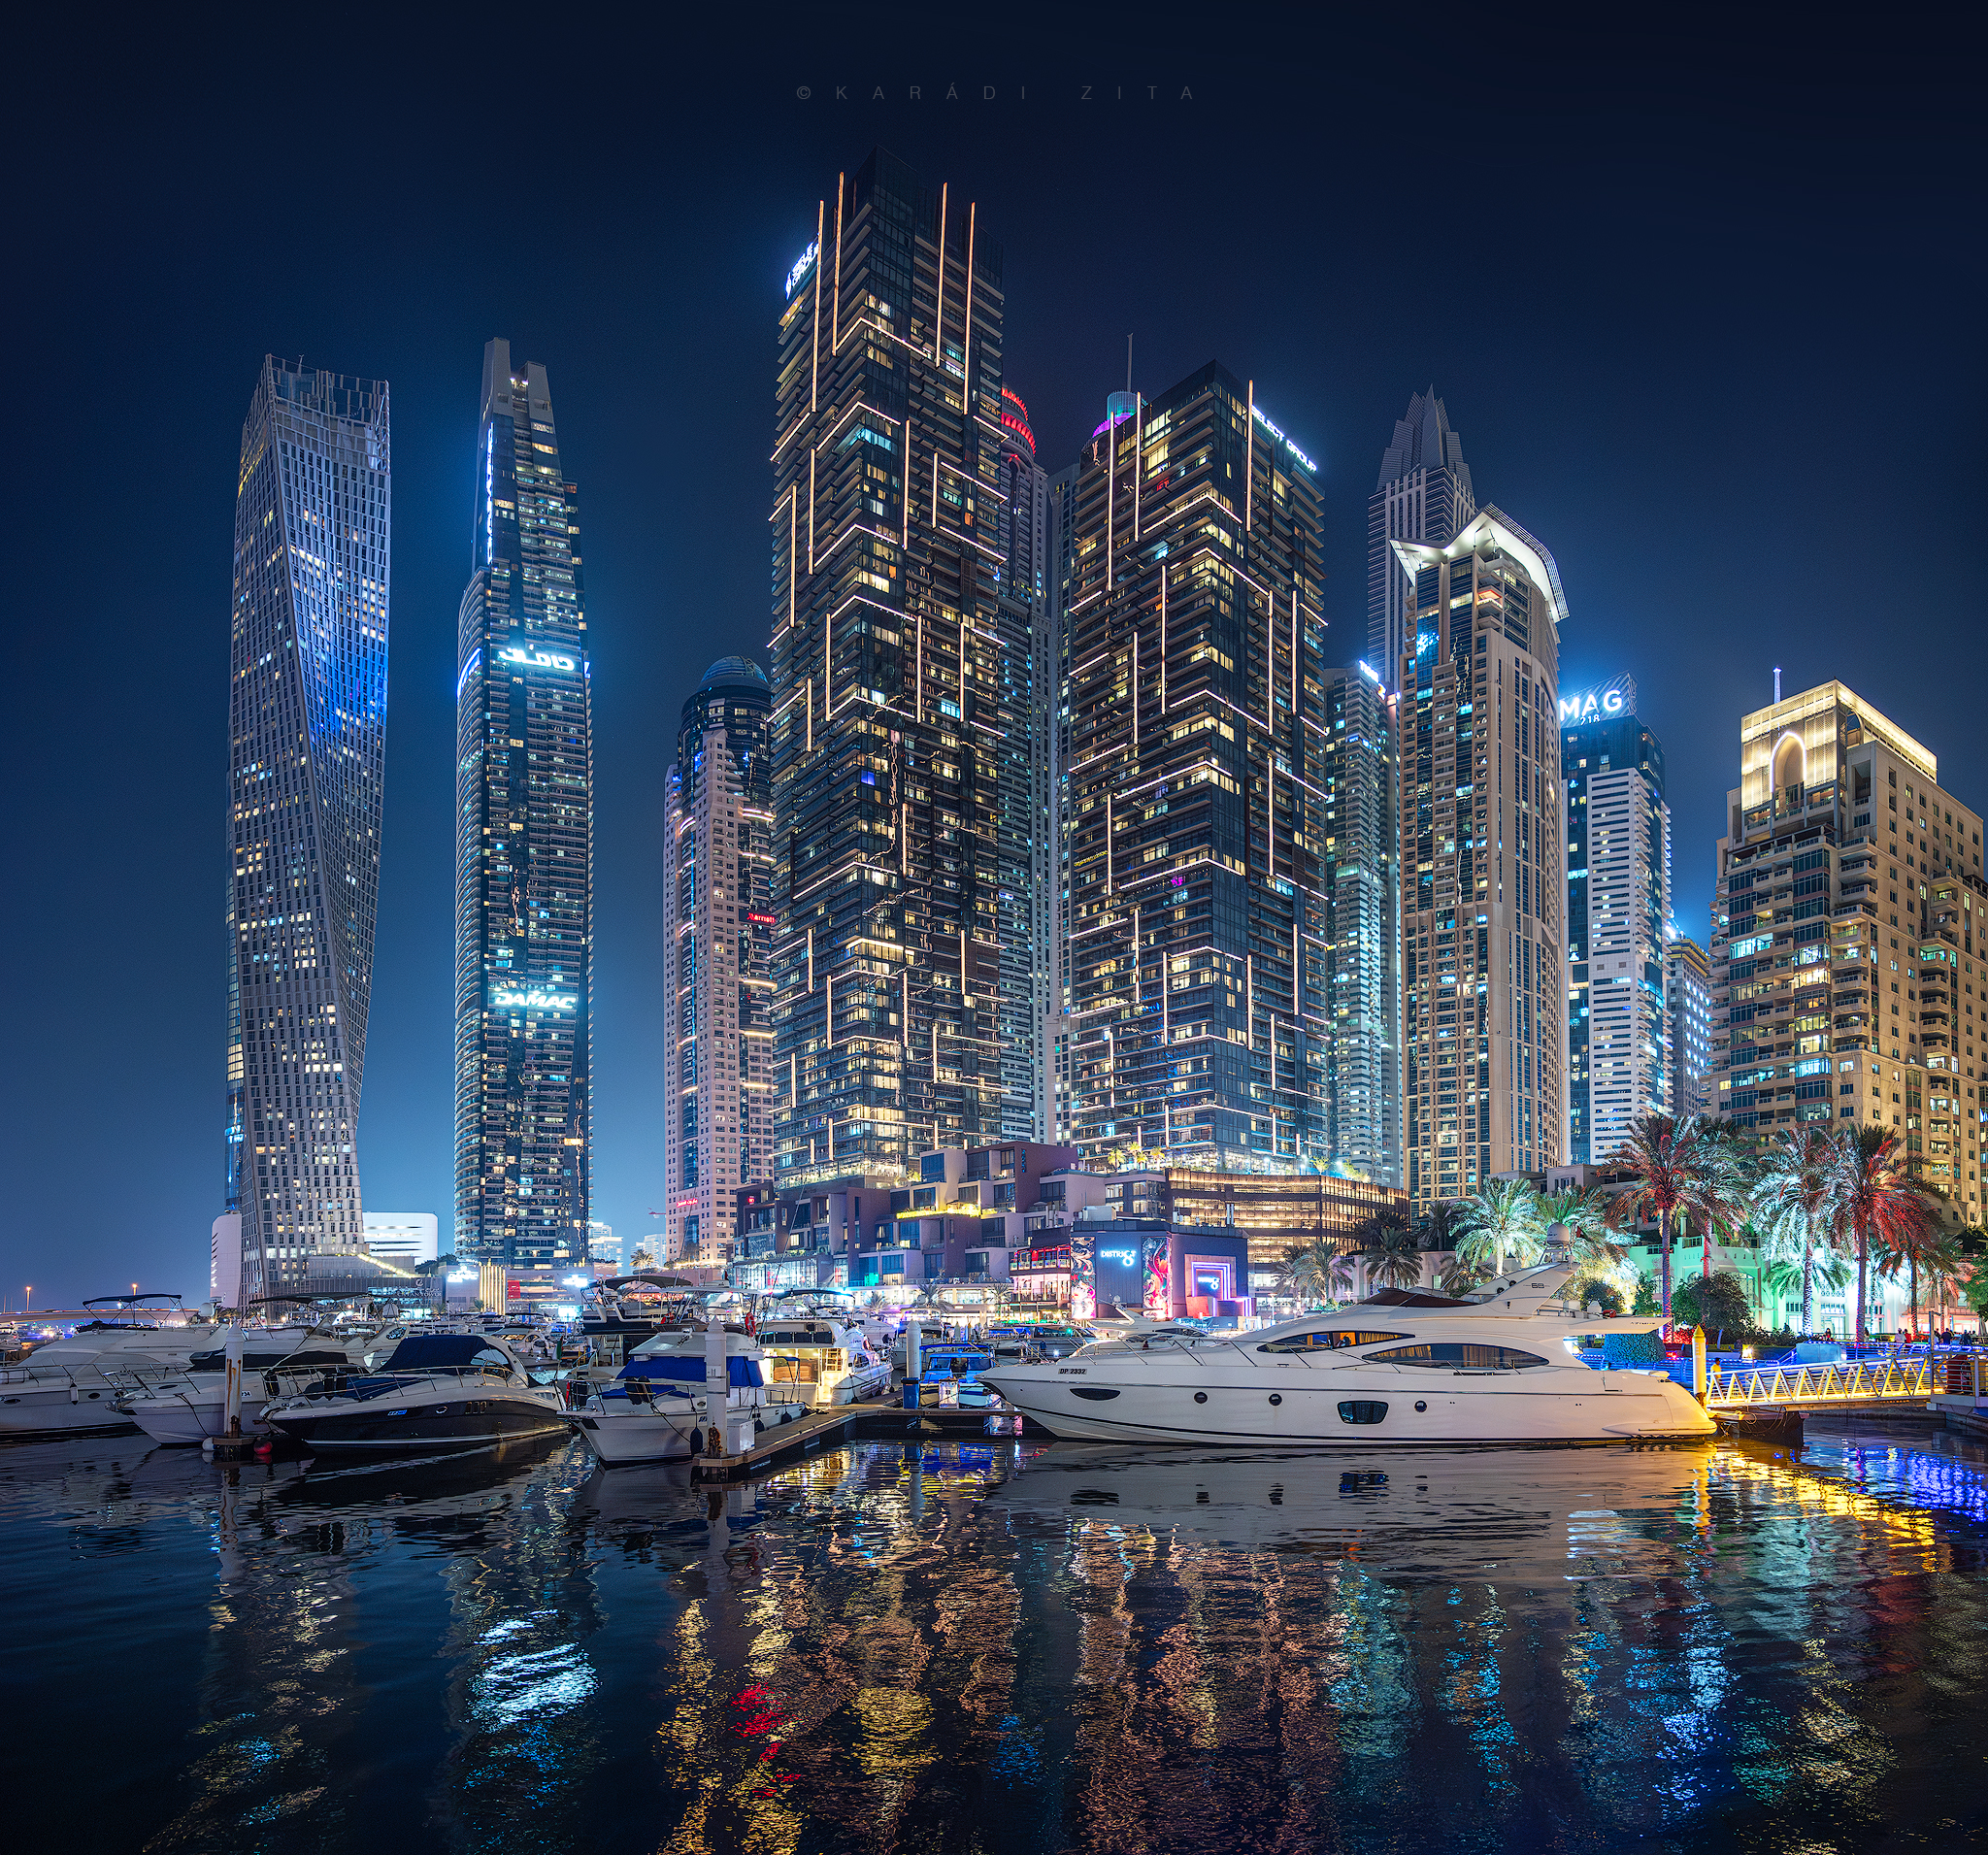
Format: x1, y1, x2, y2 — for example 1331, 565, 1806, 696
1375, 386, 1473, 499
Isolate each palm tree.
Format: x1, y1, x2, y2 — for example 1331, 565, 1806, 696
1537, 1187, 1626, 1267
1752, 1127, 1840, 1336
1279, 1238, 1345, 1308
1833, 1125, 1940, 1342
1417, 1200, 1465, 1254
1606, 1113, 1733, 1317
1356, 1204, 1425, 1292
1453, 1179, 1544, 1279
1922, 1235, 1971, 1363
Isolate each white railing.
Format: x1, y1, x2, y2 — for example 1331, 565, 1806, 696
1706, 1358, 1932, 1407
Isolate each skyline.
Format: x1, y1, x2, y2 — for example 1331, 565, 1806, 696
8, 23, 1986, 1305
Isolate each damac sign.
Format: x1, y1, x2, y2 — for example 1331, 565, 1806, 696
784, 241, 819, 298
491, 985, 578, 1012
498, 646, 577, 673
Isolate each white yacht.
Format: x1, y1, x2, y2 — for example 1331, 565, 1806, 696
0, 1297, 235, 1439
979, 1265, 1715, 1447
574, 1328, 807, 1465
259, 1333, 568, 1453
755, 1316, 892, 1408
115, 1336, 364, 1446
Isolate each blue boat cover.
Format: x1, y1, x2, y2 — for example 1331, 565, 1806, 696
384, 1335, 512, 1372
619, 1354, 765, 1388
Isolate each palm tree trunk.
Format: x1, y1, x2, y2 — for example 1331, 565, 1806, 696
1844, 1216, 1860, 1343
1801, 1242, 1815, 1337
1908, 1258, 1918, 1349
1659, 1209, 1673, 1318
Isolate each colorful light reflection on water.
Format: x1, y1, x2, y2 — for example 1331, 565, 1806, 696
3, 1421, 1985, 1852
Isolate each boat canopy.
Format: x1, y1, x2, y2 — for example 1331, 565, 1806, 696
1356, 1287, 1480, 1309
383, 1335, 511, 1372
618, 1354, 765, 1388
187, 1346, 349, 1373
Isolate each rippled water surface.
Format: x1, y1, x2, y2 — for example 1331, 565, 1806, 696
7, 1419, 1988, 1853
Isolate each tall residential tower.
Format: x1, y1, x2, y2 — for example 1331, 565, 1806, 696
452, 338, 594, 1272
1561, 681, 1670, 1162
663, 657, 774, 1263
225, 358, 389, 1302
1061, 362, 1329, 1169
1394, 510, 1569, 1211
1368, 389, 1474, 676
769, 149, 1027, 1182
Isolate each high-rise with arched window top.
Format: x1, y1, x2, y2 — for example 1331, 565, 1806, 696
452, 338, 593, 1271
225, 358, 389, 1304
663, 658, 773, 1263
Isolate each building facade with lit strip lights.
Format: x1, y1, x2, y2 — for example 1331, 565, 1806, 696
452, 337, 593, 1271
1666, 935, 1712, 1116
1560, 684, 1669, 1163
1060, 360, 1329, 1170
225, 358, 389, 1303
1319, 664, 1401, 1183
1709, 681, 1988, 1225
769, 149, 1028, 1183
994, 386, 1057, 1139
1393, 510, 1569, 1212
663, 657, 774, 1263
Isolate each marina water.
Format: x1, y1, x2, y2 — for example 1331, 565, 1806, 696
6, 1422, 1986, 1851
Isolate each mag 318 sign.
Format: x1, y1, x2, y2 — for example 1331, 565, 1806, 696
1559, 675, 1637, 725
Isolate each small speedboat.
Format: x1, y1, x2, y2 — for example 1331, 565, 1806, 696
0, 1298, 252, 1440
917, 1344, 999, 1408
259, 1333, 567, 1454
574, 1330, 807, 1465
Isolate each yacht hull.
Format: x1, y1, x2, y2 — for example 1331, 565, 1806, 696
264, 1389, 568, 1454
125, 1390, 275, 1446
575, 1395, 809, 1465
0, 1380, 140, 1438
980, 1365, 1714, 1446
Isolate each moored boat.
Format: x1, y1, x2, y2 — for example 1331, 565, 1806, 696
979, 1265, 1716, 1447
259, 1334, 567, 1453
574, 1329, 807, 1464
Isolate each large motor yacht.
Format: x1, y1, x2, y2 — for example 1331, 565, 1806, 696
979, 1265, 1716, 1447
258, 1333, 568, 1453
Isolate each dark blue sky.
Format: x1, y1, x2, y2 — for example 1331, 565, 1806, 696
6, 10, 1983, 1307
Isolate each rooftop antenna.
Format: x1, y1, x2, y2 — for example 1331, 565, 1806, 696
1773, 666, 1782, 703
1127, 334, 1133, 393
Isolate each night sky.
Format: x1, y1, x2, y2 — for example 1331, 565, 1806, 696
7, 13, 1983, 1308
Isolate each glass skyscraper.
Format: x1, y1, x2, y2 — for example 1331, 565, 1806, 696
1561, 686, 1669, 1162
1060, 361, 1329, 1169
1368, 389, 1474, 676
769, 149, 1027, 1181
453, 338, 593, 1271
225, 357, 389, 1303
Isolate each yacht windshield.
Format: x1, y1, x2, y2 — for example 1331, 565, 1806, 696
1363, 1342, 1549, 1370
1258, 1330, 1411, 1353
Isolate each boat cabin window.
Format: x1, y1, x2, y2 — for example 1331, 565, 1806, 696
1363, 1342, 1549, 1370
1257, 1330, 1410, 1353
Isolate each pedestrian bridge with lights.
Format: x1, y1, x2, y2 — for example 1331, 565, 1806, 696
1706, 1358, 1935, 1409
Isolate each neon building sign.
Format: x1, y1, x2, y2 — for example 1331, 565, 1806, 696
785, 241, 819, 298
1558, 675, 1637, 724
491, 985, 578, 1012
498, 646, 576, 673
1249, 403, 1317, 472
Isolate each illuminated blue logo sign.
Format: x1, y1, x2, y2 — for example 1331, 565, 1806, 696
492, 985, 578, 1013
498, 646, 576, 673
785, 241, 819, 298
1558, 676, 1636, 724
1098, 1247, 1138, 1265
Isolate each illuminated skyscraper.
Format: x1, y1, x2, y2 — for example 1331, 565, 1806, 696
663, 657, 774, 1263
1061, 361, 1329, 1168
1320, 665, 1401, 1183
1666, 935, 1712, 1118
1368, 388, 1474, 676
453, 338, 593, 1270
1560, 685, 1669, 1162
995, 386, 1056, 1139
224, 357, 389, 1302
1393, 510, 1568, 1210
769, 149, 1024, 1180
